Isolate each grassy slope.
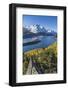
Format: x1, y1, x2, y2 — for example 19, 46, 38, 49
23, 42, 57, 74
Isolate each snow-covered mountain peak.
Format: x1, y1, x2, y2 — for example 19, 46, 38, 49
30, 25, 38, 33
23, 24, 56, 34
29, 24, 47, 33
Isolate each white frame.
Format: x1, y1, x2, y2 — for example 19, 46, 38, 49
16, 8, 64, 83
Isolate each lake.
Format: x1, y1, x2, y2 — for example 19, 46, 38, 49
23, 36, 57, 52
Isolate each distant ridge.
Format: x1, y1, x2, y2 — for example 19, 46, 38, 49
23, 24, 57, 39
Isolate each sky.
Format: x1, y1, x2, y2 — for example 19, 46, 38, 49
23, 15, 57, 31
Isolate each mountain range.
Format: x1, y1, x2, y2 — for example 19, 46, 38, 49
23, 24, 57, 39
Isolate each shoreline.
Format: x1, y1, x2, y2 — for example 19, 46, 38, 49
24, 42, 57, 56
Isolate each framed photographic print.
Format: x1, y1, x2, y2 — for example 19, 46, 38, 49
9, 3, 66, 86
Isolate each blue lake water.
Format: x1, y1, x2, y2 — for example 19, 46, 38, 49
23, 36, 57, 52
